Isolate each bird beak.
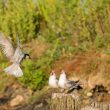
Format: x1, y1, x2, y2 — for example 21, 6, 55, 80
51, 70, 55, 75
27, 54, 31, 59
29, 56, 31, 59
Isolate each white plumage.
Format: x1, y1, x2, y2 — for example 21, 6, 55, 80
49, 71, 58, 88
5, 63, 23, 77
58, 70, 80, 90
0, 32, 30, 77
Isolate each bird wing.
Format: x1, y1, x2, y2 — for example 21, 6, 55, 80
13, 47, 24, 63
16, 34, 21, 48
12, 34, 24, 63
67, 80, 80, 89
0, 33, 15, 61
67, 80, 79, 84
4, 63, 23, 77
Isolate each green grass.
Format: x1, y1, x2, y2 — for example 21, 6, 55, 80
0, 0, 110, 91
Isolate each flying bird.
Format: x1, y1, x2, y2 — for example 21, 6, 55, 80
58, 70, 80, 93
48, 71, 58, 88
0, 32, 31, 77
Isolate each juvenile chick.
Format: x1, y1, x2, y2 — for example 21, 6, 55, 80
58, 70, 80, 93
48, 71, 58, 88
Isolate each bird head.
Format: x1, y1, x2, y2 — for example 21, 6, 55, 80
60, 70, 67, 80
24, 53, 31, 59
51, 70, 56, 76
50, 70, 57, 79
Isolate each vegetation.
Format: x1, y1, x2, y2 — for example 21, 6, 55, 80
0, 0, 110, 91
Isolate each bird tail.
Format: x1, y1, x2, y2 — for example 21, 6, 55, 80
67, 80, 82, 93
69, 80, 81, 89
73, 80, 81, 88
4, 63, 23, 77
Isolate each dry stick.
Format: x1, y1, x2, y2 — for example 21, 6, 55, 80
97, 13, 105, 37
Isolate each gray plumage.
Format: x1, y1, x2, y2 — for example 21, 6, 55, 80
58, 70, 80, 90
0, 32, 30, 77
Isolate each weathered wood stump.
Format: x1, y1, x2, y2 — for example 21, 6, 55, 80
50, 93, 81, 110
50, 93, 110, 110
81, 102, 110, 110
91, 102, 110, 110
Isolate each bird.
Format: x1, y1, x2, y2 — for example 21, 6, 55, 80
48, 71, 59, 88
0, 32, 31, 77
58, 70, 80, 93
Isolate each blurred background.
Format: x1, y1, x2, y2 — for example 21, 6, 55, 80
0, 0, 110, 109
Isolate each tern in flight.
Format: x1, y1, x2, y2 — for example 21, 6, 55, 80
0, 32, 31, 77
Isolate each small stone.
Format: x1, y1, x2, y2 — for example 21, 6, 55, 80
10, 95, 24, 107
108, 91, 110, 94
86, 92, 93, 97
0, 94, 4, 98
34, 103, 43, 109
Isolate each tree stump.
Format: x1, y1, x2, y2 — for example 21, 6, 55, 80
81, 102, 110, 110
50, 93, 110, 110
91, 102, 110, 110
50, 93, 81, 110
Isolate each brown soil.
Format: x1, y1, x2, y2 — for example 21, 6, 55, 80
53, 52, 110, 90
0, 51, 110, 109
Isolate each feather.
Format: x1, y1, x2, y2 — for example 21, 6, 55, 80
0, 33, 15, 61
13, 47, 24, 63
4, 63, 23, 77
49, 71, 58, 88
16, 33, 21, 48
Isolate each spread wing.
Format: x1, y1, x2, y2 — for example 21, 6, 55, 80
13, 47, 24, 63
12, 35, 24, 63
66, 80, 80, 88
0, 33, 15, 61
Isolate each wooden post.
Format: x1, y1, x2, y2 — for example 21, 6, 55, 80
91, 102, 110, 110
50, 93, 81, 110
50, 93, 110, 110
